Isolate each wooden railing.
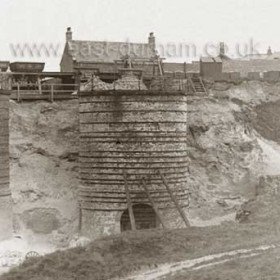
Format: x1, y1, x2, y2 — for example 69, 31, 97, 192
11, 83, 79, 102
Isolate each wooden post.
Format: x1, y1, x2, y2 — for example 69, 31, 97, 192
50, 85, 54, 103
123, 171, 136, 231
17, 83, 20, 103
8, 76, 12, 90
159, 170, 191, 227
91, 73, 94, 92
38, 77, 42, 95
142, 178, 166, 229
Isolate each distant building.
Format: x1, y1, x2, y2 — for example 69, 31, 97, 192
200, 56, 223, 80
238, 46, 280, 61
60, 27, 157, 81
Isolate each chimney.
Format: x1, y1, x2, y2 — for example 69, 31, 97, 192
148, 32, 156, 55
66, 27, 73, 42
219, 42, 225, 56
267, 46, 272, 55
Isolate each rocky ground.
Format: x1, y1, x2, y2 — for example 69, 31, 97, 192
185, 80, 280, 225
9, 99, 80, 247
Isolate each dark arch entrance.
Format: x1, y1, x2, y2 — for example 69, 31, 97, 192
120, 204, 157, 232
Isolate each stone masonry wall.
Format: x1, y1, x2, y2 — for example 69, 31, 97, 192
79, 90, 190, 239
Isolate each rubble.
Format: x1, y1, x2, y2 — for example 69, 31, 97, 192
80, 75, 113, 91
114, 72, 147, 90
80, 72, 147, 91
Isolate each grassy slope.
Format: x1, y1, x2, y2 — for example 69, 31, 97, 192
1, 223, 279, 280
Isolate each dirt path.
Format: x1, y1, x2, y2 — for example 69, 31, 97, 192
121, 244, 278, 280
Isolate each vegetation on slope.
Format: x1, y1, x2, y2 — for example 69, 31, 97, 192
1, 222, 279, 280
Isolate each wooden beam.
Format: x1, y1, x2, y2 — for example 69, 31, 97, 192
0, 72, 75, 77
50, 85, 54, 103
17, 83, 20, 103
141, 178, 166, 229
159, 170, 190, 227
37, 77, 42, 95
123, 171, 136, 231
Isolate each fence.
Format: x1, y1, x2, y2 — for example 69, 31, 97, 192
11, 83, 79, 102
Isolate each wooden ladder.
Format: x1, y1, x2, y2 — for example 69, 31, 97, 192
123, 171, 136, 231
189, 75, 208, 94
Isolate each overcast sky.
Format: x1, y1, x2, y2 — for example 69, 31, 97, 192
0, 0, 279, 70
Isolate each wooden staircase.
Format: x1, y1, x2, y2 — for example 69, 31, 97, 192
189, 74, 208, 94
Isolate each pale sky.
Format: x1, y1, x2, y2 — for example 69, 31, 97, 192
0, 0, 279, 70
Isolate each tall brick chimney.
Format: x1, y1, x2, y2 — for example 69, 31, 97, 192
0, 90, 12, 241
66, 27, 73, 42
148, 32, 156, 55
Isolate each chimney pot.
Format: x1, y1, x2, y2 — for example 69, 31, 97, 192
219, 42, 225, 56
148, 32, 156, 56
66, 27, 73, 42
267, 46, 272, 55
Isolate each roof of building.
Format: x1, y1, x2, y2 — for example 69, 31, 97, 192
217, 54, 232, 61
200, 57, 222, 63
67, 40, 154, 63
238, 52, 280, 61
163, 62, 199, 73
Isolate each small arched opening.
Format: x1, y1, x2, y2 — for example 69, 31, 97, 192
120, 204, 157, 232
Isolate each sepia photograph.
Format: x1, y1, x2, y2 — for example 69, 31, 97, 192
0, 0, 280, 279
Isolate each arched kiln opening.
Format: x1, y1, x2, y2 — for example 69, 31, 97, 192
120, 204, 157, 232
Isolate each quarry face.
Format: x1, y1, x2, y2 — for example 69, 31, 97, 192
0, 80, 278, 247
9, 100, 80, 247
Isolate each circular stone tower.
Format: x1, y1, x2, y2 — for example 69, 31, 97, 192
0, 90, 12, 240
79, 90, 189, 239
